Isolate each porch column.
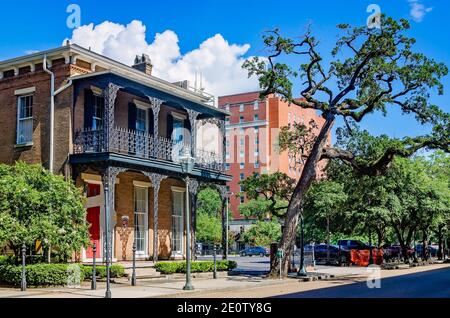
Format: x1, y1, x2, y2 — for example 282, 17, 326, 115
148, 97, 165, 137
104, 83, 121, 151
217, 185, 230, 260
186, 109, 200, 157
145, 172, 168, 262
188, 178, 200, 260
101, 166, 125, 298
148, 97, 165, 158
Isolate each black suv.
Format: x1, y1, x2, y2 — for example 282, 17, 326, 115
338, 240, 371, 250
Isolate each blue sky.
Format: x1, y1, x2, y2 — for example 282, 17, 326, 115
1, 0, 448, 140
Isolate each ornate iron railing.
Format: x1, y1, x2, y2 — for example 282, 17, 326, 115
73, 127, 224, 172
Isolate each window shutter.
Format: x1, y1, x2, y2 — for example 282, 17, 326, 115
128, 103, 137, 130
148, 110, 154, 135
84, 89, 94, 129
166, 114, 173, 139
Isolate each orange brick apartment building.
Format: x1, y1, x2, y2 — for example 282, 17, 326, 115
218, 91, 329, 245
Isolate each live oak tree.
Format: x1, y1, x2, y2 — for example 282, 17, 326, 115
238, 172, 295, 220
243, 16, 449, 275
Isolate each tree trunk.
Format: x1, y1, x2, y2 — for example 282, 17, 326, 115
375, 228, 383, 248
422, 230, 430, 261
437, 225, 444, 260
269, 116, 335, 277
393, 225, 410, 264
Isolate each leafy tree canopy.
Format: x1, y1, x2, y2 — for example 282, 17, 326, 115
0, 162, 89, 260
238, 172, 295, 219
243, 219, 281, 247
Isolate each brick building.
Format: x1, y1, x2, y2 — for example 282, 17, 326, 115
0, 44, 231, 262
218, 92, 329, 246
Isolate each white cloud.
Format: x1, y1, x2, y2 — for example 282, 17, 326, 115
408, 0, 433, 22
64, 20, 260, 96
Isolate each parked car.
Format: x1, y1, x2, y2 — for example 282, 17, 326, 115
338, 240, 383, 266
315, 244, 351, 266
240, 246, 269, 257
295, 244, 351, 266
338, 240, 371, 250
382, 244, 414, 261
415, 244, 439, 258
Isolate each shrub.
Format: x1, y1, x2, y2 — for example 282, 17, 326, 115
82, 264, 125, 279
155, 260, 237, 274
0, 263, 85, 286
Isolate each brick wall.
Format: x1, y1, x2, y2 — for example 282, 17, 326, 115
0, 64, 72, 173
114, 172, 186, 260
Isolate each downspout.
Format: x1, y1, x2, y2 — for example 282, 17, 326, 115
43, 54, 73, 173
43, 54, 55, 173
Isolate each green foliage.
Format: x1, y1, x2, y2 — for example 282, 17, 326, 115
0, 162, 90, 260
81, 264, 125, 279
196, 211, 222, 244
197, 188, 222, 216
238, 172, 294, 219
154, 260, 237, 274
243, 220, 281, 247
0, 263, 85, 287
196, 187, 223, 244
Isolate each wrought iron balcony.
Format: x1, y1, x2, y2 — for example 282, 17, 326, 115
73, 127, 224, 172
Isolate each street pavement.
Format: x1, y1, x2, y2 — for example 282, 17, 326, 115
277, 266, 450, 298
0, 255, 448, 298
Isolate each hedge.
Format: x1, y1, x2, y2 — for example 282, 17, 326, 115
0, 262, 125, 286
154, 260, 237, 274
0, 263, 85, 287
82, 264, 125, 279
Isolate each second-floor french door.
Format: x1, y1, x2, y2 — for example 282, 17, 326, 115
172, 117, 185, 159
135, 106, 149, 155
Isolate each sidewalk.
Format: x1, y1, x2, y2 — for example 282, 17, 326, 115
0, 276, 284, 299
1, 263, 448, 298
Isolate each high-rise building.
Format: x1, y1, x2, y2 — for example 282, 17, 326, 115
218, 91, 330, 245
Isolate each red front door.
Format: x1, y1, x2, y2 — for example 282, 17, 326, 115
86, 207, 100, 258
86, 183, 101, 259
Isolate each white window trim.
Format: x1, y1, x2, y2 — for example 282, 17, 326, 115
90, 85, 103, 96
135, 105, 149, 133
134, 186, 149, 256
171, 186, 186, 193
172, 111, 187, 120
134, 99, 152, 109
16, 94, 33, 145
171, 188, 185, 256
14, 86, 35, 96
133, 180, 151, 188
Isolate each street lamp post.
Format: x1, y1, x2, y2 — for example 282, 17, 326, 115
180, 147, 195, 291
297, 215, 307, 277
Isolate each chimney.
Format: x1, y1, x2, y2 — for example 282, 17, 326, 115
132, 54, 153, 76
